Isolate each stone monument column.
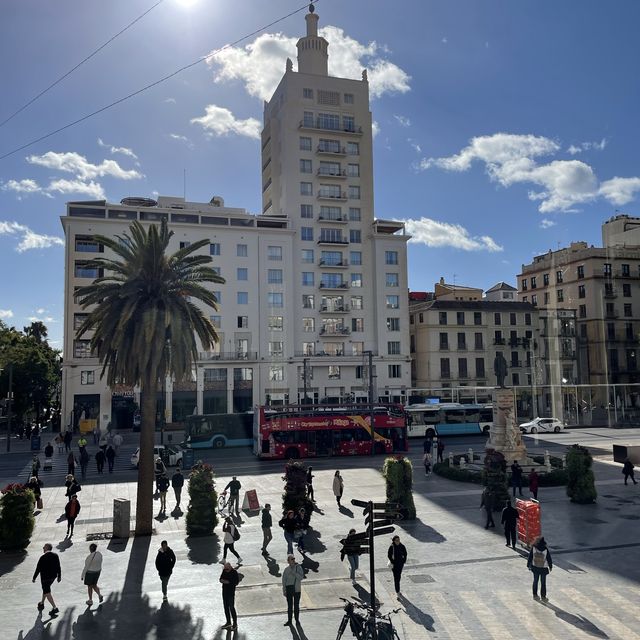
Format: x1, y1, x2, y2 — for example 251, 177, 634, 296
487, 387, 527, 463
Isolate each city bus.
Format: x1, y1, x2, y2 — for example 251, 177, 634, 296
254, 404, 408, 460
184, 412, 255, 449
405, 403, 493, 438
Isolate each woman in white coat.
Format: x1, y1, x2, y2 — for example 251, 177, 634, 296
332, 470, 344, 507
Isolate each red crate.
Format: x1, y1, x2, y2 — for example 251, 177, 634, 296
516, 498, 541, 547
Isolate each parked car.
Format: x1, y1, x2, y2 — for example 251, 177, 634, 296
130, 445, 183, 468
519, 417, 565, 434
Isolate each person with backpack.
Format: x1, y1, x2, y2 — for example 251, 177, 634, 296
171, 468, 185, 508
157, 473, 170, 514
527, 536, 553, 601
623, 458, 638, 485
501, 499, 519, 549
27, 475, 44, 511
294, 507, 308, 554
222, 516, 242, 563
341, 528, 361, 583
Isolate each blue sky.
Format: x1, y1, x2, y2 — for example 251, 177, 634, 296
1, 0, 640, 347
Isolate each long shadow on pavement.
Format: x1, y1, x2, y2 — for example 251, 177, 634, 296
398, 593, 435, 632
185, 534, 221, 565
396, 517, 446, 544
541, 601, 609, 638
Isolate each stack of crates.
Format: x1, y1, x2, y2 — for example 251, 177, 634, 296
516, 498, 541, 547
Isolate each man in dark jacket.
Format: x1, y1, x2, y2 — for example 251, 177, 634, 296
65, 494, 81, 536
387, 535, 408, 597
224, 476, 242, 516
501, 499, 519, 548
95, 448, 106, 474
527, 536, 553, 601
511, 461, 523, 496
220, 561, 240, 631
261, 503, 273, 553
32, 543, 61, 614
105, 445, 116, 473
155, 540, 176, 602
480, 488, 495, 529
157, 473, 170, 514
171, 468, 185, 508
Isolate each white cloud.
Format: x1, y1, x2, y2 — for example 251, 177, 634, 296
27, 315, 55, 323
27, 151, 142, 180
1, 179, 42, 194
36, 308, 46, 315
401, 217, 503, 252
0, 309, 14, 319
441, 37, 448, 44
169, 133, 195, 149
419, 132, 640, 212
191, 104, 261, 140
394, 115, 411, 127
97, 138, 138, 160
0, 221, 64, 252
408, 139, 422, 154
540, 218, 557, 229
567, 139, 607, 155
164, 97, 177, 104
207, 26, 410, 102
47, 179, 106, 199
372, 121, 380, 138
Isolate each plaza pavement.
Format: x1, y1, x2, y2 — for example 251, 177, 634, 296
1, 437, 640, 639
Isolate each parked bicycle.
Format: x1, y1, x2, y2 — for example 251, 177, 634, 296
335, 598, 400, 640
217, 490, 230, 513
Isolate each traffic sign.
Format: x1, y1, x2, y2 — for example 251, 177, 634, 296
365, 518, 392, 529
351, 499, 369, 508
372, 502, 400, 510
372, 526, 395, 537
346, 531, 368, 541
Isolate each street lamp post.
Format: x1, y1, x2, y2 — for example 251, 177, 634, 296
364, 350, 375, 456
5, 362, 13, 452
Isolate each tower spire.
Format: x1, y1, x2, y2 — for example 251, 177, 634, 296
297, 4, 328, 75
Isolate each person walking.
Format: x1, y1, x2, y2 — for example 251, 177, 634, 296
623, 458, 638, 485
79, 447, 89, 480
294, 507, 308, 555
63, 430, 72, 453
423, 435, 433, 454
65, 494, 81, 537
105, 445, 116, 473
282, 554, 304, 626
527, 536, 553, 601
95, 449, 105, 474
31, 455, 41, 479
224, 476, 242, 516
44, 441, 54, 461
436, 439, 445, 463
501, 499, 519, 549
306, 467, 315, 502
333, 470, 344, 507
171, 468, 184, 508
67, 451, 78, 476
480, 488, 495, 529
78, 435, 88, 452
387, 535, 408, 598
511, 460, 523, 496
32, 543, 61, 615
65, 475, 82, 502
27, 476, 44, 511
113, 432, 123, 454
155, 540, 176, 602
154, 457, 167, 491
279, 510, 297, 555
92, 425, 100, 446
82, 543, 104, 605
222, 516, 242, 563
341, 528, 360, 583
423, 452, 432, 476
261, 503, 273, 553
220, 561, 239, 631
528, 469, 540, 499
157, 472, 170, 513
98, 432, 108, 451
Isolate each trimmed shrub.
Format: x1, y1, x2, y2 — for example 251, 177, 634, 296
382, 456, 417, 520
186, 462, 218, 537
483, 449, 510, 511
433, 462, 483, 484
537, 469, 568, 487
0, 483, 35, 550
282, 461, 313, 521
566, 444, 597, 504
531, 455, 563, 469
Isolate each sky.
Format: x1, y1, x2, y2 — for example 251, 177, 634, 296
1, 0, 640, 348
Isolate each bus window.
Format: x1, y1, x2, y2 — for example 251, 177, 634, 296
464, 408, 480, 423
480, 408, 493, 422
445, 410, 465, 424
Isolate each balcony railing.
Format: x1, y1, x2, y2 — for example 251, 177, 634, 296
319, 259, 349, 267
317, 237, 349, 245
319, 326, 351, 336
319, 304, 350, 313
317, 169, 347, 178
319, 282, 349, 290
317, 190, 347, 201
316, 145, 346, 156
198, 351, 258, 361
510, 360, 523, 368
300, 120, 363, 135
494, 338, 506, 345
318, 215, 348, 223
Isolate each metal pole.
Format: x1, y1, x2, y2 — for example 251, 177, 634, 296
6, 363, 13, 452
368, 500, 377, 640
303, 357, 309, 403
368, 351, 375, 456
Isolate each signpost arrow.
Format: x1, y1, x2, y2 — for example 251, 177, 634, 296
371, 526, 395, 537
351, 499, 369, 508
372, 502, 400, 510
365, 516, 392, 528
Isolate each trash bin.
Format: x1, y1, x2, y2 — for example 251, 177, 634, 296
30, 435, 41, 451
113, 498, 131, 538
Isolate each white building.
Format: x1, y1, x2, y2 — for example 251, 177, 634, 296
60, 7, 411, 431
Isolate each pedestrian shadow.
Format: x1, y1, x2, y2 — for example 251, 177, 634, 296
303, 527, 327, 554
0, 548, 27, 574
56, 537, 73, 552
398, 593, 435, 632
263, 553, 281, 577
353, 582, 382, 609
541, 601, 609, 638
15, 612, 48, 640
396, 517, 446, 544
186, 534, 221, 565
210, 626, 247, 639
231, 513, 245, 526
301, 554, 320, 575
155, 511, 169, 523
311, 504, 325, 516
338, 505, 354, 518
171, 506, 183, 520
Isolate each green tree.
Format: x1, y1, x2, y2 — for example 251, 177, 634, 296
382, 456, 417, 520
75, 220, 224, 535
566, 444, 597, 504
186, 462, 218, 536
482, 449, 510, 511
0, 483, 35, 550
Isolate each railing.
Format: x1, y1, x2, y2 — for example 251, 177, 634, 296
317, 169, 347, 177
494, 338, 506, 345
319, 326, 351, 336
198, 351, 258, 361
318, 215, 348, 223
319, 282, 349, 289
510, 360, 523, 368
317, 145, 346, 155
300, 120, 363, 134
317, 237, 349, 244
294, 350, 371, 358
319, 259, 349, 266
319, 304, 350, 312
317, 190, 347, 200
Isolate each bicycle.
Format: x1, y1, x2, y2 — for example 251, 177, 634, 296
336, 598, 400, 640
217, 490, 230, 513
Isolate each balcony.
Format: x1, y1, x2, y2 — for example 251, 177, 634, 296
457, 344, 468, 351
198, 351, 258, 361
317, 237, 349, 246
510, 360, 523, 368
319, 304, 350, 313
604, 290, 617, 299
316, 145, 346, 157
319, 326, 351, 336
440, 372, 451, 379
299, 120, 363, 136
294, 349, 378, 358
317, 190, 347, 201
319, 259, 349, 268
494, 338, 506, 345
605, 311, 619, 319
319, 282, 349, 290
317, 168, 347, 179
318, 214, 348, 224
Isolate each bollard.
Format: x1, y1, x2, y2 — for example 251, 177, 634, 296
544, 449, 552, 472
448, 451, 454, 467
459, 456, 467, 469
113, 498, 131, 538
468, 447, 474, 464
562, 454, 567, 469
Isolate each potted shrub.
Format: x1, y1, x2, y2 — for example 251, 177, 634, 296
382, 455, 416, 520
566, 444, 597, 504
482, 449, 510, 510
186, 462, 218, 536
282, 461, 313, 521
0, 483, 35, 550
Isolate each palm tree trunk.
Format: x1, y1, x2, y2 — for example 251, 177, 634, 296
135, 371, 157, 535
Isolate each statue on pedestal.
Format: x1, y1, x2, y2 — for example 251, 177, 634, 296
494, 353, 508, 388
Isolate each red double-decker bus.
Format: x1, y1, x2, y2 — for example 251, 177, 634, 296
253, 404, 408, 460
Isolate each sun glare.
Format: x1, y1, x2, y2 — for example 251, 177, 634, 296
176, 0, 198, 7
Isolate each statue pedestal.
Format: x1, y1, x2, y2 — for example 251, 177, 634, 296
487, 387, 527, 463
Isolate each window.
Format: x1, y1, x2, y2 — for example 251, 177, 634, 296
320, 228, 344, 243
237, 292, 248, 304
268, 316, 283, 330
343, 114, 355, 132
388, 365, 401, 378
525, 313, 531, 326
268, 246, 282, 260
544, 292, 549, 304
386, 295, 399, 309
75, 236, 102, 252
625, 304, 633, 317
352, 317, 364, 332
352, 342, 364, 356
300, 159, 312, 173
348, 185, 361, 199
302, 272, 314, 286
458, 358, 468, 378
74, 340, 92, 358
179, 241, 191, 249
580, 324, 587, 337
605, 282, 614, 296
607, 323, 616, 340
269, 366, 284, 381
349, 229, 361, 243
387, 317, 400, 331
387, 341, 401, 355
577, 265, 584, 279
349, 207, 361, 222
474, 332, 483, 350
475, 358, 485, 378
321, 251, 342, 266
626, 323, 634, 340
211, 266, 221, 277
234, 368, 253, 382
512, 373, 520, 386
623, 283, 632, 297
440, 358, 450, 379
303, 88, 313, 99
578, 284, 585, 298
542, 273, 549, 286
622, 263, 631, 277
73, 313, 88, 330
604, 262, 612, 276
204, 368, 226, 383
347, 163, 360, 177
237, 243, 247, 257
80, 370, 95, 385
302, 342, 315, 356
474, 312, 482, 326
320, 205, 343, 220
237, 268, 248, 281
237, 316, 248, 329
74, 262, 100, 278
532, 294, 538, 306
457, 312, 465, 325
300, 204, 313, 219
351, 296, 363, 310
318, 112, 340, 129
509, 312, 516, 326
522, 279, 527, 291
386, 273, 399, 287
328, 365, 341, 380
301, 249, 314, 264
557, 289, 564, 302
303, 318, 315, 332
268, 293, 283, 307
350, 251, 362, 265
344, 93, 354, 104
300, 182, 313, 196
556, 270, 563, 284
213, 291, 222, 304
319, 161, 341, 176
439, 312, 447, 325
269, 341, 284, 357
457, 332, 467, 350
210, 242, 220, 256
268, 269, 283, 284
494, 313, 501, 325
351, 273, 362, 287
439, 333, 449, 350
300, 136, 312, 151
210, 315, 221, 328
301, 227, 313, 241
346, 142, 359, 155
303, 294, 315, 309
303, 111, 314, 127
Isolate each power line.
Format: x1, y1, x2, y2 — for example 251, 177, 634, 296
0, 1, 320, 161
0, 0, 165, 131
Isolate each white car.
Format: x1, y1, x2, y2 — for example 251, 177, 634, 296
519, 417, 565, 434
130, 445, 183, 468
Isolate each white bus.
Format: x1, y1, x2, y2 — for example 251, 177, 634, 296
405, 403, 493, 438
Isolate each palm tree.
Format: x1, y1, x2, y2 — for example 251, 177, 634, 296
75, 220, 224, 535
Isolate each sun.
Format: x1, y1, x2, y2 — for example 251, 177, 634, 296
175, 0, 198, 7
